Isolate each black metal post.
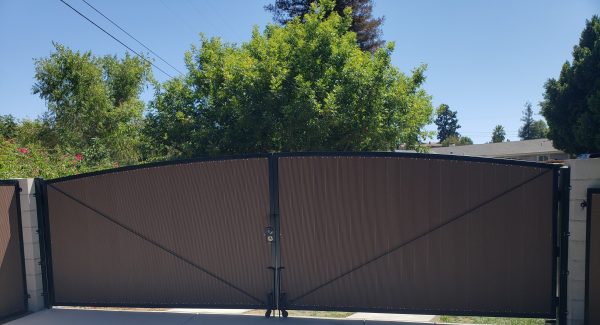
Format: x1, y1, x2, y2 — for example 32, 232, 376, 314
34, 178, 53, 308
557, 166, 570, 325
267, 155, 283, 317
14, 182, 29, 313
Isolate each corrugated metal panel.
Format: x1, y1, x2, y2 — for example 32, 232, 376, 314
0, 183, 27, 319
587, 192, 600, 325
47, 158, 271, 307
278, 156, 554, 316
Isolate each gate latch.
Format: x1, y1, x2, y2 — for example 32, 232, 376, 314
265, 226, 275, 243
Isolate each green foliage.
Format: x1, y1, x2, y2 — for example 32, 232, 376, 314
147, 0, 432, 157
265, 0, 384, 52
530, 120, 548, 139
439, 316, 545, 325
2, 1, 433, 179
434, 103, 460, 141
441, 135, 472, 147
491, 125, 506, 143
32, 42, 153, 164
0, 115, 17, 139
541, 15, 600, 154
518, 102, 548, 140
0, 139, 112, 179
14, 117, 57, 148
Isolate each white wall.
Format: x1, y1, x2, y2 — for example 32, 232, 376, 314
17, 178, 44, 312
565, 159, 600, 325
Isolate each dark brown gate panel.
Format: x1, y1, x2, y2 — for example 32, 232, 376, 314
0, 181, 27, 320
586, 189, 600, 325
45, 157, 271, 308
278, 154, 556, 317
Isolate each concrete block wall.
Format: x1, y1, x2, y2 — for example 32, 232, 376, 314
17, 178, 44, 312
565, 159, 600, 325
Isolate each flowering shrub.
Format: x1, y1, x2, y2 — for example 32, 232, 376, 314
0, 139, 112, 179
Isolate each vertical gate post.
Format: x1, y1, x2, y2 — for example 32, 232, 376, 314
33, 178, 52, 309
558, 166, 570, 325
267, 154, 284, 317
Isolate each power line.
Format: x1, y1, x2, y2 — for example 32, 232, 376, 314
79, 0, 184, 76
58, 0, 174, 78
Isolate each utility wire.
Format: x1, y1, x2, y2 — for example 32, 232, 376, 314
79, 0, 184, 76
58, 0, 174, 78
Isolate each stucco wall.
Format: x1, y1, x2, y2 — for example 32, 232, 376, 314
565, 159, 600, 325
17, 179, 44, 312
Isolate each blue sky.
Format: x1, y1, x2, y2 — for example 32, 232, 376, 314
0, 0, 598, 144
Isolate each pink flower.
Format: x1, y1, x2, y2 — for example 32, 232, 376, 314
75, 153, 83, 162
18, 148, 29, 154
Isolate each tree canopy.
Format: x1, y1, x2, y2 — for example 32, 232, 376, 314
265, 0, 384, 52
434, 104, 460, 142
518, 102, 548, 140
2, 0, 434, 179
491, 125, 506, 143
441, 135, 472, 147
32, 42, 153, 165
146, 0, 432, 157
0, 115, 17, 139
541, 15, 600, 154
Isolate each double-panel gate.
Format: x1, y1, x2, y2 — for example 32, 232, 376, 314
0, 181, 28, 321
36, 153, 567, 319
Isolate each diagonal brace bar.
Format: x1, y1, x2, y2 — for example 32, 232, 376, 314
46, 183, 265, 305
290, 169, 552, 303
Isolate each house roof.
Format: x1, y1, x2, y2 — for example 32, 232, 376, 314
430, 138, 564, 157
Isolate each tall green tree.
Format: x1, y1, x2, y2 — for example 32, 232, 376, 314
146, 0, 432, 158
491, 125, 506, 143
541, 15, 600, 154
519, 102, 548, 140
0, 115, 17, 139
265, 0, 384, 52
32, 43, 153, 164
434, 104, 460, 142
531, 120, 549, 139
441, 135, 472, 147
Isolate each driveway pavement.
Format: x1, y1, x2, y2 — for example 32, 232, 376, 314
7, 308, 442, 325
347, 313, 436, 322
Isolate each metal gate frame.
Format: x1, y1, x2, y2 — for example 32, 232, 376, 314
35, 153, 273, 310
585, 188, 600, 325
33, 152, 570, 322
0, 180, 29, 321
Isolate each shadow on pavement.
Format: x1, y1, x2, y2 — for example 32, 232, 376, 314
7, 308, 436, 325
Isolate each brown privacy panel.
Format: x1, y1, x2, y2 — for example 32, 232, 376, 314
586, 191, 600, 325
46, 158, 271, 307
0, 183, 27, 319
278, 156, 555, 316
